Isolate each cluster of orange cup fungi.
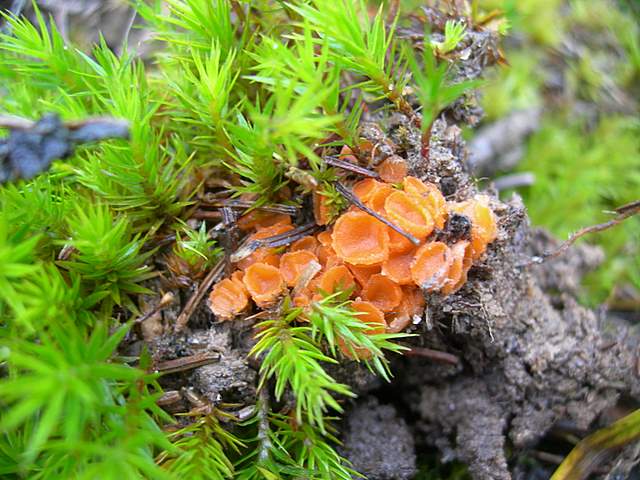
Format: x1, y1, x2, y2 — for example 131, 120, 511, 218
208, 166, 497, 337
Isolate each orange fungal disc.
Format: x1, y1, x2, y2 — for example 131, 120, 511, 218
386, 286, 425, 333
253, 222, 293, 240
402, 177, 447, 229
353, 178, 383, 204
339, 145, 358, 163
339, 300, 386, 359
317, 245, 340, 269
362, 274, 403, 312
208, 278, 249, 321
441, 241, 472, 296
316, 230, 333, 247
377, 155, 408, 184
382, 249, 417, 285
313, 192, 333, 226
290, 235, 318, 253
331, 211, 389, 265
242, 262, 286, 308
236, 246, 276, 270
403, 176, 431, 197
352, 300, 386, 335
262, 253, 281, 268
316, 265, 357, 296
347, 263, 381, 287
293, 291, 312, 309
388, 226, 416, 254
279, 250, 320, 287
410, 241, 452, 292
231, 270, 246, 290
367, 183, 394, 215
451, 195, 498, 259
237, 211, 291, 231
384, 190, 434, 238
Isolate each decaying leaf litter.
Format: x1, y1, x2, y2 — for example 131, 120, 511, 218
1, 1, 639, 479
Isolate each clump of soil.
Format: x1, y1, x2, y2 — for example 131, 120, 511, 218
341, 398, 417, 480
132, 9, 640, 480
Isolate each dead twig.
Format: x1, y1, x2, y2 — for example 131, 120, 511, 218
323, 155, 380, 179
135, 292, 176, 324
335, 182, 421, 246
174, 259, 226, 332
524, 200, 640, 267
200, 197, 299, 216
154, 352, 221, 375
404, 346, 461, 365
230, 222, 319, 263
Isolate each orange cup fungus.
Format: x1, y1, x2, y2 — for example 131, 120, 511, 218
403, 176, 447, 229
208, 278, 250, 321
377, 155, 408, 184
338, 300, 387, 359
451, 195, 498, 260
385, 191, 434, 239
441, 240, 472, 296
353, 178, 382, 204
313, 192, 333, 226
346, 263, 381, 288
317, 265, 357, 296
331, 211, 389, 266
382, 248, 417, 285
242, 262, 286, 308
279, 250, 320, 287
237, 211, 291, 231
410, 241, 452, 292
290, 235, 318, 253
208, 172, 498, 333
362, 274, 403, 312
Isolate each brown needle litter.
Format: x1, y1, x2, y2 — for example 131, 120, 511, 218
230, 222, 319, 263
323, 155, 380, 178
174, 258, 226, 332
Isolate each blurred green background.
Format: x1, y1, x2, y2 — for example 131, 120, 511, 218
481, 0, 640, 307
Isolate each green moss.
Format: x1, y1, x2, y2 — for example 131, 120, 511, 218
514, 116, 640, 303
481, 52, 542, 121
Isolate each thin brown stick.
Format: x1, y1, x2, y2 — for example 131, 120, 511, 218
192, 210, 223, 220
323, 155, 380, 179
0, 115, 33, 130
154, 352, 221, 375
156, 390, 183, 411
0, 115, 130, 131
200, 196, 298, 215
230, 222, 319, 263
135, 292, 176, 324
387, 0, 400, 24
404, 346, 461, 365
174, 259, 226, 332
335, 182, 421, 246
525, 200, 640, 267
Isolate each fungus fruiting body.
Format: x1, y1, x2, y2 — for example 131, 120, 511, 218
243, 262, 286, 307
410, 241, 452, 292
208, 278, 249, 320
208, 165, 498, 334
377, 156, 408, 183
362, 274, 403, 312
331, 211, 389, 265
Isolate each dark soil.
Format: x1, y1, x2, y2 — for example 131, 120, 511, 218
139, 112, 640, 480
